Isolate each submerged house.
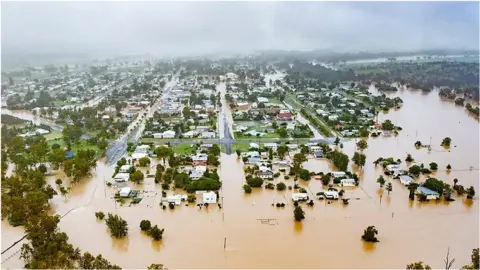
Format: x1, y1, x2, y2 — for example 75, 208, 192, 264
399, 175, 414, 186
416, 186, 440, 200
203, 191, 217, 204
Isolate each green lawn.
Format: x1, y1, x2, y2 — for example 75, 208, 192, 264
44, 130, 63, 141
269, 98, 283, 104
231, 142, 251, 152
173, 143, 196, 155
47, 138, 100, 156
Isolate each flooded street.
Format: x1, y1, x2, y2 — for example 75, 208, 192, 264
2, 88, 479, 269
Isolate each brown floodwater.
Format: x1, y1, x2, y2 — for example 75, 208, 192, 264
2, 87, 479, 269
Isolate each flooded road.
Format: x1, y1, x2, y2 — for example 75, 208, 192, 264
1, 108, 64, 131
2, 87, 479, 269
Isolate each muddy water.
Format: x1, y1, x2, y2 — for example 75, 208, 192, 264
2, 88, 479, 269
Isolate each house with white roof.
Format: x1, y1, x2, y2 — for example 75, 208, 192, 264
203, 191, 217, 204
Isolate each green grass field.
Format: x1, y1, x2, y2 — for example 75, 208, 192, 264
47, 138, 100, 156
44, 130, 63, 141
173, 143, 196, 155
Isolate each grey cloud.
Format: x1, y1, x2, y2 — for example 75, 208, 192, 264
1, 1, 478, 57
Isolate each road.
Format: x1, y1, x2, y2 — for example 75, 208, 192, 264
105, 72, 180, 165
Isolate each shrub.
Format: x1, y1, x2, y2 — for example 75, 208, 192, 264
273, 172, 280, 178
95, 211, 105, 220
288, 185, 293, 190
149, 225, 165, 241
284, 175, 290, 180
140, 220, 152, 231
299, 188, 307, 193
293, 206, 305, 221
243, 184, 252, 194
55, 179, 62, 185
276, 182, 287, 191
105, 213, 128, 238
265, 183, 275, 190
361, 226, 379, 242
429, 162, 438, 170
187, 194, 196, 203
246, 176, 263, 187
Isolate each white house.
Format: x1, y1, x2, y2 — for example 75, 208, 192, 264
331, 171, 346, 178
167, 194, 187, 205
339, 178, 356, 187
324, 190, 339, 200
249, 142, 260, 149
114, 173, 130, 182
292, 193, 309, 202
119, 187, 131, 197
36, 128, 50, 135
201, 131, 216, 139
286, 123, 296, 130
386, 164, 401, 173
190, 170, 204, 180
399, 175, 414, 186
153, 133, 164, 139
183, 131, 197, 138
263, 143, 278, 151
203, 191, 217, 204
162, 130, 176, 138
119, 165, 132, 173
416, 187, 440, 200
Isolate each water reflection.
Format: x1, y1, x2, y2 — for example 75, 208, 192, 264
293, 221, 303, 234
362, 241, 377, 253
111, 237, 129, 252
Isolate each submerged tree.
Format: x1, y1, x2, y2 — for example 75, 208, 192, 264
149, 225, 165, 241
105, 213, 128, 238
293, 206, 305, 222
377, 175, 386, 187
385, 182, 393, 195
140, 220, 152, 231
406, 261, 432, 269
361, 226, 379, 242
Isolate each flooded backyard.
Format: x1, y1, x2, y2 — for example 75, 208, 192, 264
2, 87, 479, 268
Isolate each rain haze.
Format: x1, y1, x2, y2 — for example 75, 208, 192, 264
1, 1, 479, 58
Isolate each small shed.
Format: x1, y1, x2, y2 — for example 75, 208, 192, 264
203, 191, 217, 204
331, 171, 346, 178
119, 187, 131, 197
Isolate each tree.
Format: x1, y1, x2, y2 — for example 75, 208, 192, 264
276, 182, 286, 191
97, 138, 108, 156
148, 263, 166, 270
405, 154, 414, 162
327, 150, 349, 171
408, 183, 419, 200
131, 170, 144, 184
381, 119, 395, 130
293, 206, 305, 221
409, 165, 422, 177
105, 213, 128, 238
95, 212, 105, 220
423, 178, 445, 194
277, 145, 288, 160
55, 179, 62, 185
139, 157, 151, 167
466, 186, 476, 199
352, 152, 366, 168
461, 248, 479, 269
268, 148, 273, 160
277, 127, 288, 138
377, 175, 386, 187
155, 146, 172, 164
415, 141, 423, 147
236, 149, 241, 157
299, 169, 311, 180
243, 184, 252, 193
246, 176, 263, 187
441, 137, 452, 147
334, 137, 340, 145
149, 225, 165, 241
446, 164, 452, 171
140, 220, 152, 231
406, 262, 432, 269
187, 194, 196, 203
356, 139, 368, 151
385, 182, 392, 195
361, 226, 379, 242
207, 153, 220, 166
429, 162, 438, 170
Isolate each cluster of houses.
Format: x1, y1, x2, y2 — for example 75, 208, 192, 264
385, 164, 440, 200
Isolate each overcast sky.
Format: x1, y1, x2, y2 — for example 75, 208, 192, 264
1, 1, 479, 57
